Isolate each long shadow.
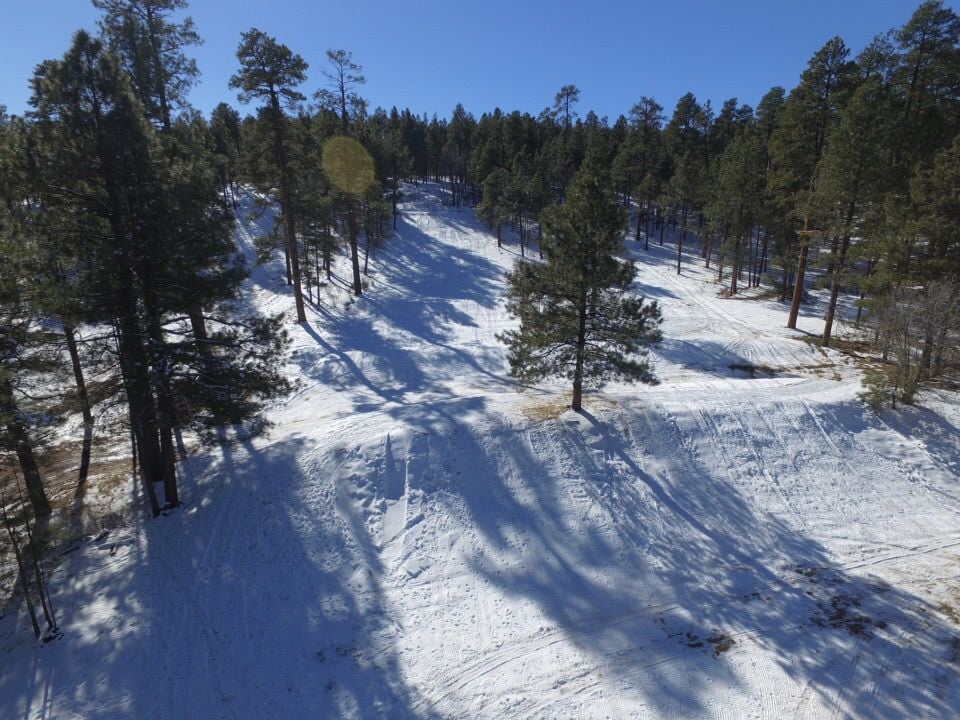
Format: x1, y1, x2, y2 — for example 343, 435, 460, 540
290, 205, 519, 410
386, 399, 960, 717
652, 338, 803, 379
0, 435, 439, 719
888, 402, 960, 481
816, 399, 960, 507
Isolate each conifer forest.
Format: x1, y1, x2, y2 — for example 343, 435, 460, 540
1, 2, 959, 718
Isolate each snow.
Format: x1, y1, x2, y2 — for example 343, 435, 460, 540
1, 183, 958, 718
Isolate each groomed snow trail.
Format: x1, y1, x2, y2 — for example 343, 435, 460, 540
1, 184, 958, 719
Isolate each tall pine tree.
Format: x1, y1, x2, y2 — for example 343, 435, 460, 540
499, 171, 662, 411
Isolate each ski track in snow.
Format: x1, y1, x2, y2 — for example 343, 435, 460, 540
1, 182, 959, 719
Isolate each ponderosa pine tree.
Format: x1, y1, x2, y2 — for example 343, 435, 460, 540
0, 117, 54, 518
316, 49, 366, 135
322, 135, 376, 296
891, 0, 960, 171
769, 37, 857, 325
553, 85, 581, 128
29, 31, 288, 510
27, 32, 168, 508
7, 115, 100, 490
230, 28, 308, 323
499, 171, 662, 411
210, 102, 243, 203
478, 168, 510, 247
708, 124, 767, 294
813, 79, 893, 345
662, 93, 710, 274
92, 0, 201, 131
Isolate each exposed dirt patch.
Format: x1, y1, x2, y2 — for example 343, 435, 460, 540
729, 363, 778, 378
813, 592, 886, 638
521, 395, 620, 421
0, 433, 137, 602
937, 601, 960, 626
706, 632, 736, 656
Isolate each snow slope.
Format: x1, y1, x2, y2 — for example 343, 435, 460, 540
1, 183, 959, 719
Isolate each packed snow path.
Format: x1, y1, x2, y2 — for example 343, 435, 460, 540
1, 184, 958, 718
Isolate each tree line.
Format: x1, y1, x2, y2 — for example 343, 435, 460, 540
386, 2, 960, 406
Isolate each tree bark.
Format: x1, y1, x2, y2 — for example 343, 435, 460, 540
349, 204, 363, 296
63, 322, 94, 489
572, 286, 588, 412
822, 233, 852, 346
730, 235, 741, 295
269, 88, 306, 322
2, 381, 52, 518
787, 223, 811, 330
116, 315, 164, 492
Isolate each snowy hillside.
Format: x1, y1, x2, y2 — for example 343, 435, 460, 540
2, 183, 959, 719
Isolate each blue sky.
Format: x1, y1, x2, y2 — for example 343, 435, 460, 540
2, 1, 952, 120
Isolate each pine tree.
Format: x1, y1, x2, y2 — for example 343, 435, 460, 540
29, 31, 289, 510
813, 78, 892, 345
316, 50, 366, 135
891, 1, 960, 170
230, 28, 309, 323
322, 135, 376, 296
210, 102, 243, 203
0, 118, 55, 518
478, 168, 510, 247
768, 37, 857, 326
93, 0, 201, 131
708, 124, 766, 294
499, 171, 662, 411
553, 85, 581, 127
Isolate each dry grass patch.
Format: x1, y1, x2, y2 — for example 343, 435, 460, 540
521, 399, 573, 422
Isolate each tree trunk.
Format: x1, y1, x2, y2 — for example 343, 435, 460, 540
324, 222, 333, 280
730, 235, 741, 295
115, 316, 163, 492
131, 426, 160, 517
349, 205, 363, 296
269, 89, 306, 322
676, 224, 683, 275
157, 404, 179, 508
822, 234, 852, 346
572, 287, 588, 412
63, 323, 93, 489
787, 237, 810, 329
392, 177, 399, 230
143, 296, 180, 510
855, 259, 875, 326
363, 229, 371, 276
2, 505, 41, 639
758, 231, 769, 285
281, 192, 306, 321
1, 379, 52, 517
11, 427, 51, 519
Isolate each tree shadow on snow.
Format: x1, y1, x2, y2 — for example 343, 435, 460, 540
0, 436, 440, 720
291, 209, 521, 411
377, 398, 959, 717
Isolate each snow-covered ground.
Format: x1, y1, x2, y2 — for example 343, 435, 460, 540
2, 183, 959, 719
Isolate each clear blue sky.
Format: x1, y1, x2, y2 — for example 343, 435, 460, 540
2, 0, 952, 120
